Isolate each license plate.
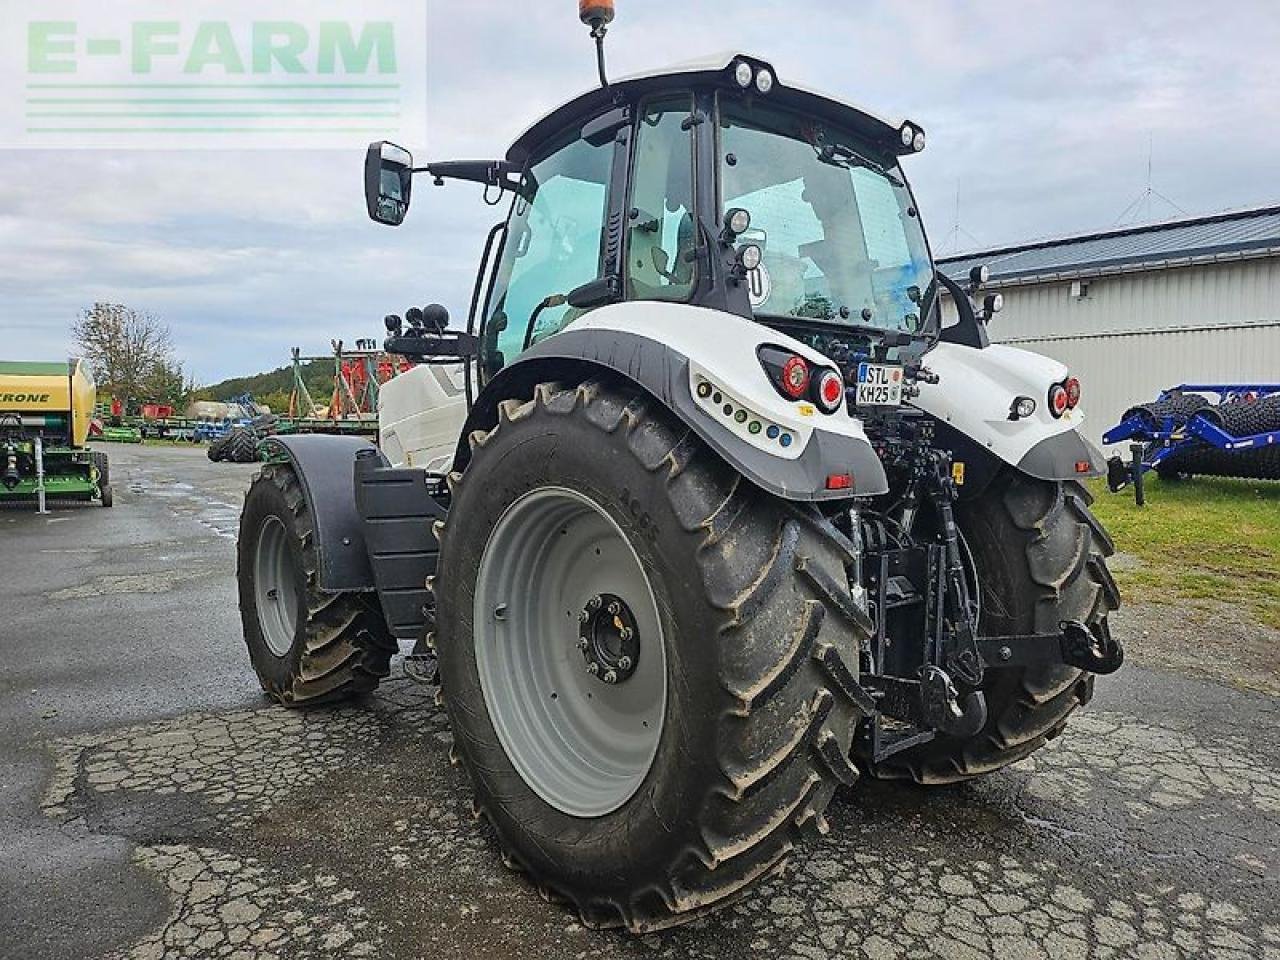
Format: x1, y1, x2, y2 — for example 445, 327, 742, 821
856, 362, 903, 407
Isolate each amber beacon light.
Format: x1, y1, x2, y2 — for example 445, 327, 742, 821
579, 0, 616, 26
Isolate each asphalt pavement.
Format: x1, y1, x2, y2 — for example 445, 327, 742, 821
1, 443, 1277, 960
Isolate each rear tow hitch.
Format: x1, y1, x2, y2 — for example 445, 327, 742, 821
979, 619, 1124, 675
864, 668, 988, 739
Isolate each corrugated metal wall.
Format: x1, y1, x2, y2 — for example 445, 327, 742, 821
945, 258, 1280, 445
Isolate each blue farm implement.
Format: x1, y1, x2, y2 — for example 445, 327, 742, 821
1104, 384, 1280, 505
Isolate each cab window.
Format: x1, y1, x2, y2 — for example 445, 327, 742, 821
625, 95, 696, 302
482, 128, 613, 377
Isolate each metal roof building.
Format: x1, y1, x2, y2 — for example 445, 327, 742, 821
938, 205, 1280, 445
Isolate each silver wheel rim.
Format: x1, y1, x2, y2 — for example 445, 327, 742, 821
474, 486, 667, 818
255, 514, 299, 658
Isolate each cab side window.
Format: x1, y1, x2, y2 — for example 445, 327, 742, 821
625, 96, 696, 302
483, 130, 613, 378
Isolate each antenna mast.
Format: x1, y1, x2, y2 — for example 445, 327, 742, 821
1112, 133, 1187, 226
578, 1, 616, 88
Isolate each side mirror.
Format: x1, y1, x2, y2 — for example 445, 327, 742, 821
364, 141, 414, 226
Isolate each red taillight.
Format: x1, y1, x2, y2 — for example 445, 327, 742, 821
1064, 376, 1081, 408
815, 369, 843, 412
825, 473, 853, 490
1049, 383, 1069, 417
779, 355, 810, 399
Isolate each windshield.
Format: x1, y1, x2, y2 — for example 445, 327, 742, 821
718, 99, 935, 333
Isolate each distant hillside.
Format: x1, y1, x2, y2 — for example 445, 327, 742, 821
200, 359, 333, 414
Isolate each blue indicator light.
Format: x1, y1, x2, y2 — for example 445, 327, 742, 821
766, 424, 780, 439
779, 433, 793, 448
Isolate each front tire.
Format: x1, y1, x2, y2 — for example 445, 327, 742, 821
433, 380, 869, 931
870, 472, 1120, 783
236, 462, 396, 705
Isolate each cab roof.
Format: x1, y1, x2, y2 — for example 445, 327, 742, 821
505, 52, 918, 166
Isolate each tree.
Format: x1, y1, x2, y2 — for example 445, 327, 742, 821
72, 303, 192, 410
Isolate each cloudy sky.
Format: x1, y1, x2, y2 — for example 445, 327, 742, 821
3, 1, 1278, 384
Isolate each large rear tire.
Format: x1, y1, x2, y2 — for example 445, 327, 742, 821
869, 472, 1119, 783
236, 462, 396, 705
433, 379, 870, 932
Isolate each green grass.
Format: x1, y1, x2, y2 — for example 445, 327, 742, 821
1088, 475, 1280, 628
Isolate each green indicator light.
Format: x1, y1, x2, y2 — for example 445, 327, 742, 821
748, 420, 762, 434
735, 409, 747, 423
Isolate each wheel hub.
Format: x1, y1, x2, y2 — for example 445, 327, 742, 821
578, 592, 639, 684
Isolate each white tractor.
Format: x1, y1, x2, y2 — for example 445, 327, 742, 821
236, 2, 1121, 933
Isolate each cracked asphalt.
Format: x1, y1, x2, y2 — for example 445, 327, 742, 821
2, 444, 1277, 960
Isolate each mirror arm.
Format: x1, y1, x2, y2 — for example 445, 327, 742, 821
417, 159, 520, 189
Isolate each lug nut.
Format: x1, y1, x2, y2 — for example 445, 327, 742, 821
577, 637, 589, 652
586, 662, 599, 676
579, 609, 591, 625
607, 601, 621, 616
619, 626, 633, 641
617, 656, 632, 671
603, 670, 618, 684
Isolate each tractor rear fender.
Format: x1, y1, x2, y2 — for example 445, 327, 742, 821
913, 341, 1106, 498
457, 301, 888, 501
258, 434, 377, 592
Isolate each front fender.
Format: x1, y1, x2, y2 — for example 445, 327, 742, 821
258, 434, 377, 592
458, 302, 887, 501
914, 341, 1105, 483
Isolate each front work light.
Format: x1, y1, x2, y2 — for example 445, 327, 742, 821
755, 68, 774, 94
738, 243, 762, 271
1009, 396, 1036, 421
900, 124, 915, 148
734, 61, 754, 88
724, 207, 751, 238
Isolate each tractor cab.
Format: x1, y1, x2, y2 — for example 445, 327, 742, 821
365, 52, 944, 387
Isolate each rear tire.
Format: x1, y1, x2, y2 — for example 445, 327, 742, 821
433, 379, 870, 931
236, 462, 396, 705
869, 472, 1119, 783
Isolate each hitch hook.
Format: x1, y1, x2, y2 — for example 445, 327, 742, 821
1059, 619, 1124, 675
919, 666, 987, 739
